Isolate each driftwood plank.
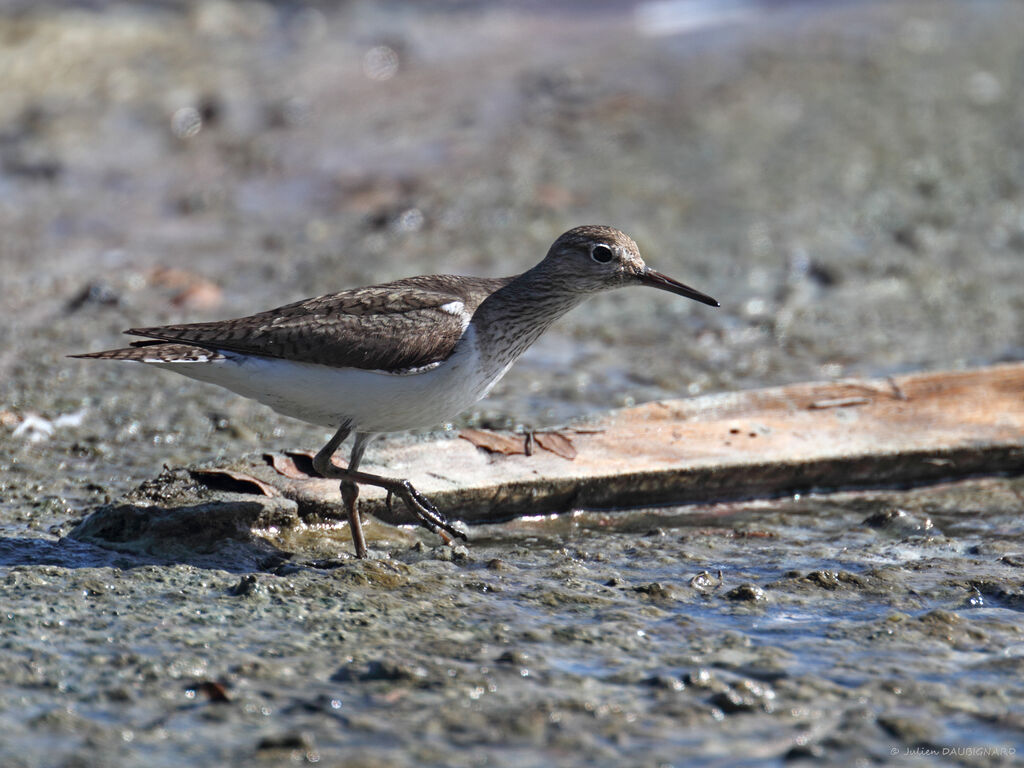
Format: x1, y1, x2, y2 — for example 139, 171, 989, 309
244, 364, 1024, 525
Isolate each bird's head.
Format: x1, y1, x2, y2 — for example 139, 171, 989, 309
543, 225, 719, 307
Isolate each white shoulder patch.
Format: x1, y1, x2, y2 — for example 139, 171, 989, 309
439, 300, 471, 331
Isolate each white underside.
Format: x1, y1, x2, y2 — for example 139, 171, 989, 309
147, 326, 510, 432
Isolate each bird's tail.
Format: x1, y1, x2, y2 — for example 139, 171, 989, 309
69, 341, 225, 363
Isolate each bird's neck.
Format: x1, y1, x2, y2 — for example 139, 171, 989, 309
470, 264, 588, 373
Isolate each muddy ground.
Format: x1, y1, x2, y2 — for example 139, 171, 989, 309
1, 1, 1023, 765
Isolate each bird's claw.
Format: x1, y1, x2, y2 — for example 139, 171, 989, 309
392, 480, 467, 542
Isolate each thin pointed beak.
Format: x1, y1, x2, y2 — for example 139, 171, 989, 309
639, 267, 719, 307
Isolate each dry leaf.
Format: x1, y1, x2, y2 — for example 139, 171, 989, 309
189, 468, 279, 497
264, 450, 344, 478
460, 429, 577, 459
263, 452, 310, 480
459, 429, 526, 455
534, 431, 577, 460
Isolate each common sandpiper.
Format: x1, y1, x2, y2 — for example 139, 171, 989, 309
73, 225, 719, 558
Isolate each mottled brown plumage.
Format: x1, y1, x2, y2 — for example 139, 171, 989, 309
75, 275, 512, 372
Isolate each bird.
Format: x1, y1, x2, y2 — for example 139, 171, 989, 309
72, 225, 719, 558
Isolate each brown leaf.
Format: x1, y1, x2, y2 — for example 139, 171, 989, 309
459, 429, 526, 455
534, 431, 577, 460
189, 468, 279, 497
263, 450, 345, 478
263, 452, 311, 480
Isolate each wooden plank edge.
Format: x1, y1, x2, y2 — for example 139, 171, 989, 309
289, 443, 1024, 526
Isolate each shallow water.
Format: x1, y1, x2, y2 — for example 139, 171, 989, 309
4, 479, 1024, 766
2, 0, 1023, 765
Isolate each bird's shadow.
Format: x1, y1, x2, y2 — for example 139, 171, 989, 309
0, 534, 118, 569
0, 497, 303, 574
0, 531, 275, 572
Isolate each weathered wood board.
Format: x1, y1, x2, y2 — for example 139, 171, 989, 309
236, 364, 1024, 525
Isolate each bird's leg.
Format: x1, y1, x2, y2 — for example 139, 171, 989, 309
340, 479, 367, 559
313, 424, 368, 558
312, 428, 466, 557
312, 423, 351, 478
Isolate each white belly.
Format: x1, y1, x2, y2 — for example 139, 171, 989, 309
149, 333, 502, 432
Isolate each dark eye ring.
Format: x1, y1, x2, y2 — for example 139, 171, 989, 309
591, 244, 614, 264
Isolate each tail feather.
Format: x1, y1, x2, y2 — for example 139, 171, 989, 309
69, 342, 226, 363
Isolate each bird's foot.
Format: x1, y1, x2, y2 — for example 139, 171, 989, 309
386, 478, 468, 543
311, 450, 466, 548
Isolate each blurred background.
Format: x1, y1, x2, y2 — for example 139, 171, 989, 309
1, 0, 1022, 489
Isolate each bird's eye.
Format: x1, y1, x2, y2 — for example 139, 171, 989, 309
591, 244, 614, 264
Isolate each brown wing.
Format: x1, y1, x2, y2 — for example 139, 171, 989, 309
115, 275, 511, 372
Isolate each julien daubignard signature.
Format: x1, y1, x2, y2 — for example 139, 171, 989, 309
894, 746, 1016, 758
